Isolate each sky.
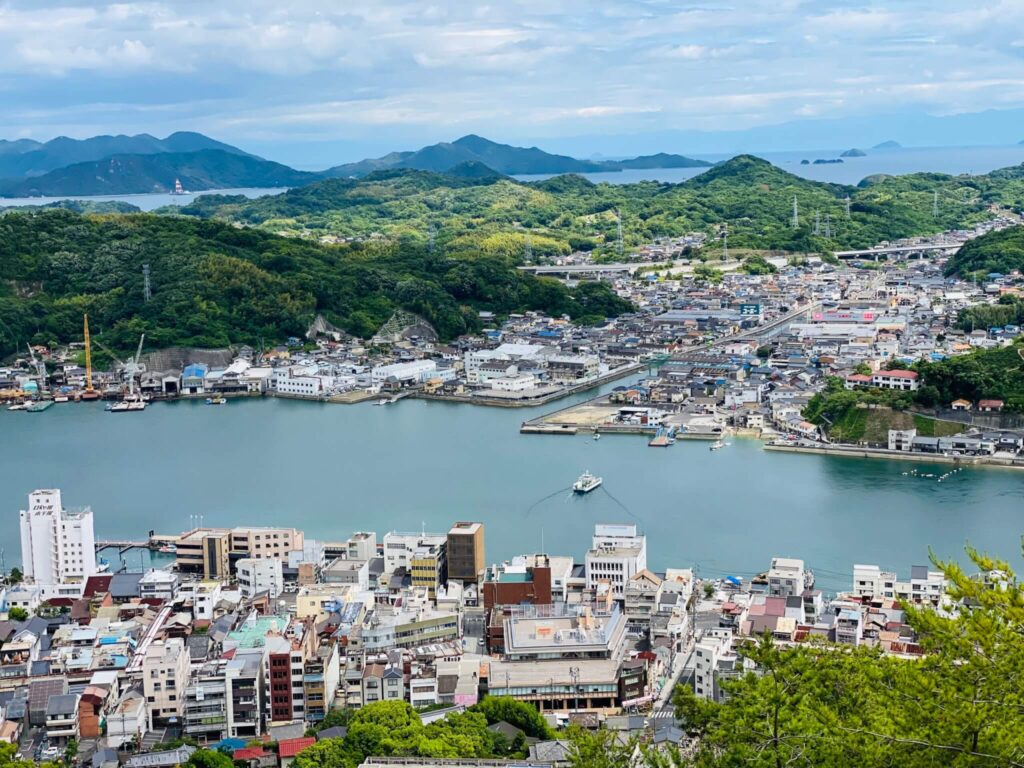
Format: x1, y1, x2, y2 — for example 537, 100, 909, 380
2, 0, 1024, 165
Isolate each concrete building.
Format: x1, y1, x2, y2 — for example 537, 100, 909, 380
139, 570, 180, 602
237, 558, 284, 600
482, 556, 553, 610
852, 564, 945, 606
767, 557, 806, 598
178, 581, 223, 622
446, 522, 485, 584
142, 638, 191, 729
19, 489, 97, 586
694, 630, 740, 703
383, 531, 447, 575
176, 526, 304, 579
370, 360, 437, 386
585, 524, 648, 598
870, 370, 920, 391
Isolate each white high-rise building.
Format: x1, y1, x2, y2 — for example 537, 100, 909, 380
585, 524, 648, 598
19, 490, 96, 586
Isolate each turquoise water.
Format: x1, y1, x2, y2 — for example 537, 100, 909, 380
2, 392, 1022, 591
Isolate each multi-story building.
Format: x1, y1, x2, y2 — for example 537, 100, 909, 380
178, 581, 223, 622
501, 603, 627, 662
176, 526, 304, 579
547, 354, 600, 384
694, 630, 740, 703
585, 524, 648, 598
302, 642, 340, 724
237, 558, 284, 600
139, 570, 179, 602
141, 638, 191, 729
624, 570, 663, 632
852, 564, 945, 606
410, 544, 446, 598
482, 556, 553, 610
355, 608, 459, 652
19, 489, 96, 586
45, 694, 80, 744
446, 522, 485, 583
767, 557, 806, 598
183, 652, 265, 742
383, 531, 447, 576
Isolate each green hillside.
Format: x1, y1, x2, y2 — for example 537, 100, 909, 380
0, 210, 631, 357
946, 224, 1024, 276
167, 156, 1007, 257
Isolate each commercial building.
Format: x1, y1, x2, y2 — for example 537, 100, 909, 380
482, 556, 553, 610
446, 522, 485, 584
237, 558, 284, 600
852, 564, 946, 606
176, 526, 304, 579
410, 544, 447, 598
19, 489, 97, 586
370, 360, 437, 386
501, 603, 627, 662
383, 531, 447, 575
585, 524, 648, 598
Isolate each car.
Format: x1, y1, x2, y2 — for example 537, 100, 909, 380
42, 746, 60, 759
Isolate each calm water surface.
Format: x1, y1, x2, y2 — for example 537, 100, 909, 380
0, 187, 287, 212
516, 144, 1024, 186
2, 391, 1021, 591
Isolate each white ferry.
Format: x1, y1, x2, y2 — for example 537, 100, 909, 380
573, 471, 603, 494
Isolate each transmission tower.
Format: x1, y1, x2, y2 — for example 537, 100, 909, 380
722, 223, 729, 262
142, 264, 152, 302
825, 213, 833, 239
428, 226, 436, 256
845, 196, 851, 218
524, 231, 533, 262
813, 211, 821, 236
933, 190, 939, 218
791, 196, 799, 229
615, 210, 624, 257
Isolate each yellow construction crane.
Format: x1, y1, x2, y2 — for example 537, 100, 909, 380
81, 314, 100, 401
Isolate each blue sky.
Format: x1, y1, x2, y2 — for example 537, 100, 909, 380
2, 1, 1024, 163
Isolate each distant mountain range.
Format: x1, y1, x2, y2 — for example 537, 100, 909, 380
0, 131, 711, 197
0, 150, 318, 197
0, 131, 247, 179
325, 134, 711, 178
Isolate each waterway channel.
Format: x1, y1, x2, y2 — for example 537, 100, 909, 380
2, 388, 1022, 592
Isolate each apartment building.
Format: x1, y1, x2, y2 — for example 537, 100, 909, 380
237, 558, 284, 600
767, 557, 806, 598
852, 564, 946, 606
142, 638, 191, 729
383, 531, 447, 575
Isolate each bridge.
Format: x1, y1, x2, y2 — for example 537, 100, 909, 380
833, 243, 961, 260
519, 258, 751, 278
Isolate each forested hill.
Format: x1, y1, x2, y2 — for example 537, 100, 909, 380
945, 224, 1024, 276
0, 210, 632, 357
0, 150, 319, 197
165, 156, 1024, 256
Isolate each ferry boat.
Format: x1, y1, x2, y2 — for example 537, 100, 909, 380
573, 471, 603, 494
206, 396, 227, 405
109, 398, 146, 413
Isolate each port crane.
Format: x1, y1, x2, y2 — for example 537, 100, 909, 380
95, 334, 146, 399
80, 315, 100, 401
26, 344, 48, 399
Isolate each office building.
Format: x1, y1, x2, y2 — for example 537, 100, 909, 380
446, 522, 485, 583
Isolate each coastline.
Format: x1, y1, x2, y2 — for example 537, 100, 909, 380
764, 442, 1024, 471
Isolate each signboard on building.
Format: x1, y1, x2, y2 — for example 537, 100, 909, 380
739, 304, 762, 317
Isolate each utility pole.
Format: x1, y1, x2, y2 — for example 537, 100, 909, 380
615, 210, 624, 257
142, 264, 152, 303
791, 196, 799, 229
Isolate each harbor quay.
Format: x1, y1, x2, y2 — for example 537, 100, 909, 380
1, 486, 974, 763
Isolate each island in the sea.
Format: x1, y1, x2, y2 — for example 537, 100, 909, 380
840, 148, 867, 157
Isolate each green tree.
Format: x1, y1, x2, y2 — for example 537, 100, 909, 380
7, 568, 22, 585
183, 749, 234, 768
7, 607, 27, 622
470, 696, 555, 739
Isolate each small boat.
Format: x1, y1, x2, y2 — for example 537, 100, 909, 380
7, 403, 27, 411
573, 471, 603, 494
709, 440, 724, 451
53, 395, 69, 404
375, 398, 390, 406
593, 432, 601, 441
159, 544, 178, 554
109, 400, 146, 412
206, 396, 227, 405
